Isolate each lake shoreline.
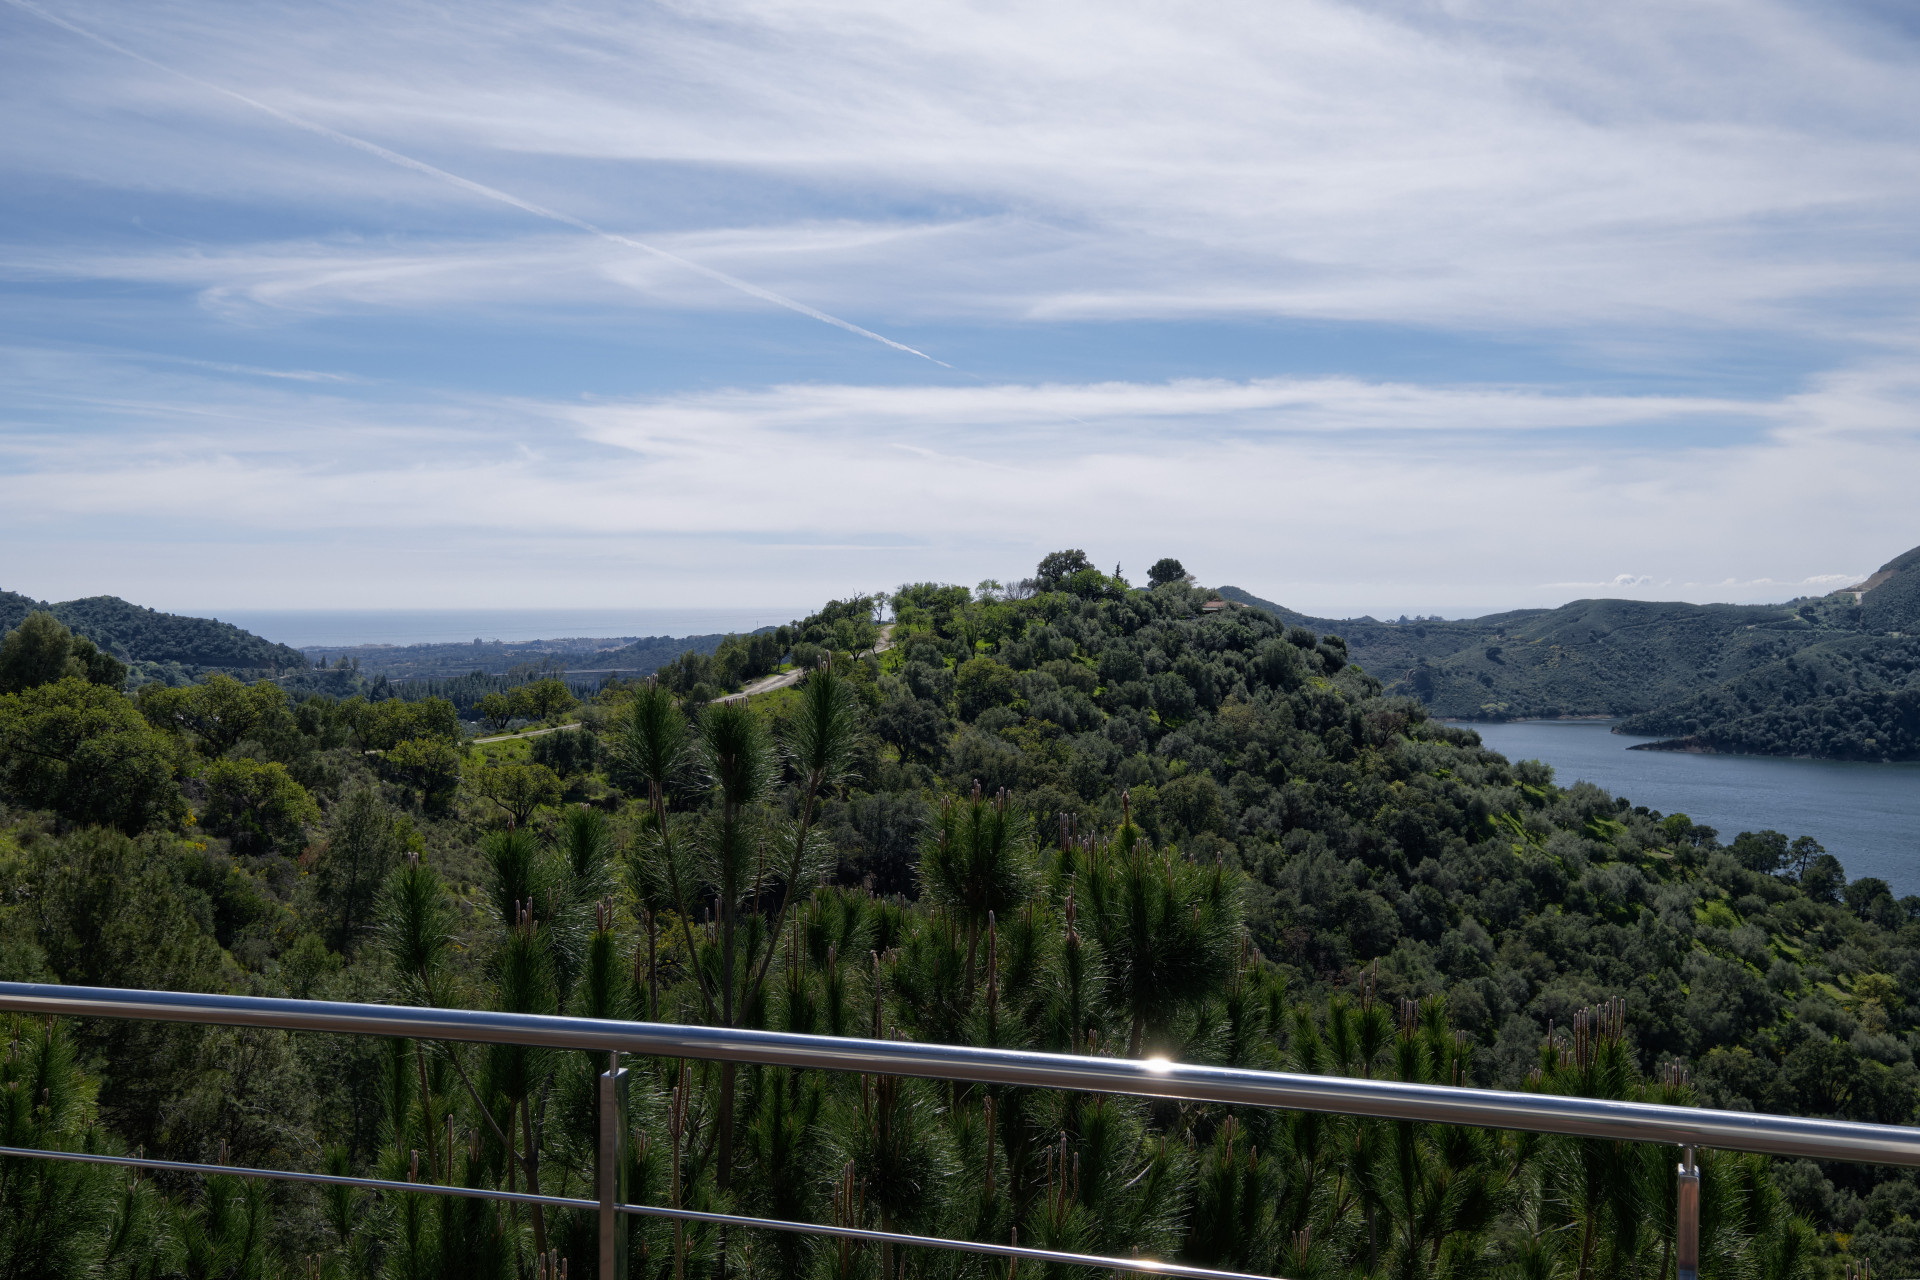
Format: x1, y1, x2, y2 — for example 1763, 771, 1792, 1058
1461, 718, 1920, 895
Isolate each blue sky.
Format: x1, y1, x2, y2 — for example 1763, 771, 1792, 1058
4, 0, 1919, 619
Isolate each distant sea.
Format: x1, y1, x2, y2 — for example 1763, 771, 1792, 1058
1465, 718, 1920, 896
214, 608, 810, 649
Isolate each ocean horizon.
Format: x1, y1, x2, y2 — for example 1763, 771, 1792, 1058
212, 607, 812, 649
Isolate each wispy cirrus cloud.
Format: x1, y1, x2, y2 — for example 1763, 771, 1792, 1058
2, 348, 1915, 612
6, 0, 1920, 340
3, 0, 1920, 610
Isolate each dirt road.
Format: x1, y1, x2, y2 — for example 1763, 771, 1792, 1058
471, 625, 893, 738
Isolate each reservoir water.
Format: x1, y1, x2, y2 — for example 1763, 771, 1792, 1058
1464, 719, 1920, 896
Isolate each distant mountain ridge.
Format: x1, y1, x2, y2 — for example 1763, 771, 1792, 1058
1220, 541, 1920, 761
304, 628, 777, 682
0, 589, 305, 682
2, 586, 778, 694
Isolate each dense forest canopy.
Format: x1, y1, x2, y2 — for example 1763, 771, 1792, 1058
0, 560, 1916, 1278
0, 590, 306, 683
300, 630, 778, 683
1221, 541, 1920, 760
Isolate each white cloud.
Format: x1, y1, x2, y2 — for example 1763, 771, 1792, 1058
2, 350, 1915, 612
3, 0, 1919, 612
4, 0, 1920, 340
1545, 572, 1870, 596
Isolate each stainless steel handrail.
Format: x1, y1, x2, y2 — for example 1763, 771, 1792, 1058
4, 981, 1919, 1165
6, 980, 1916, 1280
0, 1146, 1272, 1280
0, 1145, 593, 1212
613, 1201, 1276, 1277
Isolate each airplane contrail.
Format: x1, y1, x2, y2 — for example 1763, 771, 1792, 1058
3, 0, 948, 365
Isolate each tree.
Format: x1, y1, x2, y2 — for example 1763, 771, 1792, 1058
1159, 772, 1225, 837
0, 612, 126, 693
1066, 567, 1120, 599
138, 675, 291, 757
1148, 558, 1188, 589
511, 679, 576, 723
65, 635, 127, 690
529, 725, 598, 777
873, 693, 947, 765
314, 787, 412, 951
1787, 835, 1825, 880
0, 612, 76, 692
380, 736, 462, 811
745, 661, 862, 998
692, 699, 775, 1190
470, 759, 561, 828
0, 677, 182, 833
1072, 816, 1240, 1056
830, 615, 879, 655
1802, 853, 1847, 904
1731, 829, 1790, 874
201, 757, 320, 855
920, 784, 1036, 994
0, 1016, 136, 1278
350, 697, 460, 752
955, 656, 1018, 720
1035, 549, 1094, 591
477, 692, 515, 732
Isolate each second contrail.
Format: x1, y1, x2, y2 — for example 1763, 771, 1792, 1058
4, 0, 947, 365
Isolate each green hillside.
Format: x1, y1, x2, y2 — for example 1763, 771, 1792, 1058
1619, 630, 1920, 757
1, 589, 306, 681
6, 558, 1918, 1275
1222, 543, 1920, 759
297, 631, 746, 681
592, 626, 777, 676
1861, 544, 1920, 633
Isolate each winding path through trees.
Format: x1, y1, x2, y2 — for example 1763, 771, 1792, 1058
471, 624, 892, 742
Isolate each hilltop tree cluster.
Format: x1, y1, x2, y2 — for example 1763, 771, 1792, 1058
0, 563, 1915, 1277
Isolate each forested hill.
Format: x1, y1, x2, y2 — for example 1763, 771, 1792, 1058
591, 626, 778, 675
5, 557, 1920, 1273
1858, 543, 1920, 632
301, 630, 750, 681
0, 588, 305, 681
1221, 541, 1920, 760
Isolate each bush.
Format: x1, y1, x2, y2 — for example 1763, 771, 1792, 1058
380, 736, 462, 810
0, 678, 182, 833
531, 725, 600, 777
1034, 549, 1093, 591
470, 759, 562, 827
512, 678, 577, 722
201, 758, 319, 855
352, 696, 460, 751
1150, 671, 1197, 722
0, 611, 126, 693
1160, 772, 1225, 836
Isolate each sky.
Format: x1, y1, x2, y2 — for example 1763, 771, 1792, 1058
3, 0, 1919, 621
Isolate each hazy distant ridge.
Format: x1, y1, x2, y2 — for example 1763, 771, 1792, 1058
303, 629, 772, 681
0, 588, 305, 679
1221, 541, 1920, 760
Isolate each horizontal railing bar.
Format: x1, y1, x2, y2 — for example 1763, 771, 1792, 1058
615, 1200, 1278, 1279
0, 1144, 592, 1211
6, 982, 1920, 1165
0, 1143, 1273, 1279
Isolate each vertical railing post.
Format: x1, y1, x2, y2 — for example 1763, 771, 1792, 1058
1676, 1146, 1700, 1280
600, 1053, 630, 1280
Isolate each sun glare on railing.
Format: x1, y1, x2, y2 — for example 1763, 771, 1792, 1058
1143, 1055, 1173, 1073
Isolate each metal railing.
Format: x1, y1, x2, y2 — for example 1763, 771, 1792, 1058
5, 981, 1919, 1279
